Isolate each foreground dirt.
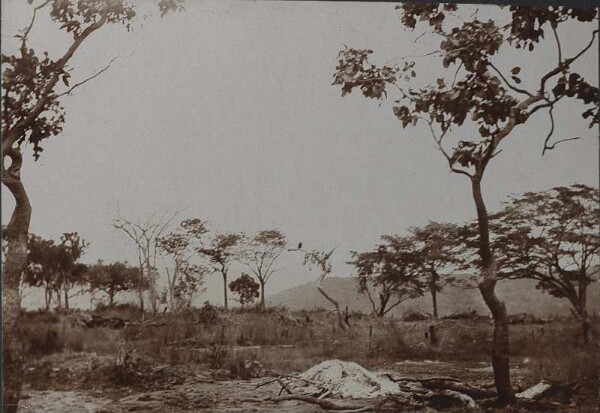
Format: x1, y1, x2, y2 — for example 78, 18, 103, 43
16, 352, 591, 413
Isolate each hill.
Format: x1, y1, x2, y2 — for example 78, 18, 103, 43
267, 276, 599, 317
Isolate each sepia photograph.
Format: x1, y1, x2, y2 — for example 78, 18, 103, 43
1, 0, 599, 412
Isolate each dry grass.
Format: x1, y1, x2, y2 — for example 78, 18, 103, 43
19, 307, 599, 391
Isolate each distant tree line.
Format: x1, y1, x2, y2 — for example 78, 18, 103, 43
17, 184, 597, 330
349, 184, 598, 343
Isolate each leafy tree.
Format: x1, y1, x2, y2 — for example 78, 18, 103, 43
351, 235, 425, 317
23, 234, 61, 310
487, 184, 599, 342
409, 222, 464, 319
1, 1, 182, 409
87, 261, 141, 307
241, 229, 287, 307
197, 232, 244, 310
229, 273, 260, 307
332, 4, 598, 403
158, 219, 209, 313
55, 232, 88, 309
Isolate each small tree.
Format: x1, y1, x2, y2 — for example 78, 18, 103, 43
332, 4, 598, 402
487, 184, 599, 342
197, 232, 244, 310
229, 273, 260, 307
87, 261, 140, 307
55, 232, 88, 309
299, 247, 350, 330
241, 229, 287, 307
351, 235, 425, 317
409, 222, 464, 319
23, 234, 60, 310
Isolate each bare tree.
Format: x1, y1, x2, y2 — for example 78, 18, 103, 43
114, 211, 178, 317
293, 246, 350, 330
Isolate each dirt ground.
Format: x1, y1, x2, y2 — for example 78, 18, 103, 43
17, 353, 538, 413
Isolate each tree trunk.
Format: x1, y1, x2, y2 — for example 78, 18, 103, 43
431, 287, 438, 320
316, 271, 350, 330
109, 291, 115, 307
2, 148, 32, 413
63, 287, 70, 310
223, 271, 229, 310
471, 177, 515, 405
146, 260, 157, 316
137, 263, 145, 320
45, 288, 52, 311
260, 280, 266, 307
578, 280, 590, 343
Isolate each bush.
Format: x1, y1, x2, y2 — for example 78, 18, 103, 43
194, 301, 221, 326
203, 344, 229, 369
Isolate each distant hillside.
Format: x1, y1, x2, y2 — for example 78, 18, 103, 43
267, 276, 599, 317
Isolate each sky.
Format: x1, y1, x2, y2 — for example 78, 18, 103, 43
2, 1, 598, 308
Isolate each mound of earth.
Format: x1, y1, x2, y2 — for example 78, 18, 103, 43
291, 359, 403, 399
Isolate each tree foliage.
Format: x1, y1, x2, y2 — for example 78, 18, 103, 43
487, 184, 598, 319
241, 229, 287, 307
86, 260, 140, 307
158, 219, 209, 313
350, 235, 424, 317
409, 221, 465, 318
229, 273, 260, 307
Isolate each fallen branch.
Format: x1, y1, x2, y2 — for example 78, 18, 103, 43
270, 394, 367, 410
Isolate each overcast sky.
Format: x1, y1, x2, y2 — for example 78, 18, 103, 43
2, 1, 598, 308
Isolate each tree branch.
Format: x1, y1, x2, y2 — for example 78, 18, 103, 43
57, 53, 132, 98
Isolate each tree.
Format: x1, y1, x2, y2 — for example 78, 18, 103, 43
1, 1, 183, 410
197, 232, 244, 310
351, 235, 425, 317
23, 234, 60, 310
158, 219, 209, 313
241, 229, 287, 307
299, 247, 351, 330
114, 211, 178, 317
87, 261, 140, 307
487, 184, 599, 342
229, 273, 260, 307
332, 4, 598, 403
409, 222, 464, 319
55, 232, 88, 309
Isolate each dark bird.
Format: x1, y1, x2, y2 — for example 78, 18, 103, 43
297, 242, 303, 249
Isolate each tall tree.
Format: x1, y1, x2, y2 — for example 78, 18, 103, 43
114, 211, 178, 317
351, 235, 425, 317
87, 261, 140, 307
158, 220, 209, 313
197, 232, 244, 310
241, 229, 287, 307
1, 1, 183, 409
486, 184, 599, 342
229, 273, 260, 307
332, 4, 598, 403
409, 222, 464, 319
